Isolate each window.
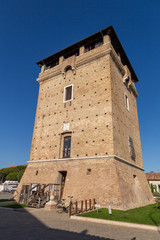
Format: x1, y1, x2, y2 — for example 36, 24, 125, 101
153, 185, 157, 192
45, 59, 59, 70
128, 136, 136, 161
65, 66, 72, 72
64, 49, 79, 59
124, 93, 129, 111
85, 39, 103, 52
64, 84, 73, 102
63, 136, 71, 158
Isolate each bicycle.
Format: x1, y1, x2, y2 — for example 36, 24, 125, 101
56, 196, 75, 214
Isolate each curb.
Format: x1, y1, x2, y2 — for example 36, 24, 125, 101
0, 207, 14, 211
70, 216, 160, 232
0, 201, 16, 206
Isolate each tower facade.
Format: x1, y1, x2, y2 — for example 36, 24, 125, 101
17, 26, 154, 209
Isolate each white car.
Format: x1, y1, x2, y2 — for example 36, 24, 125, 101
8, 185, 18, 192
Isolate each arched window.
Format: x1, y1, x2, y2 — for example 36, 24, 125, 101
65, 65, 72, 72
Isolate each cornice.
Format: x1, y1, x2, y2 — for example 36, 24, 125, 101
36, 67, 62, 83
110, 45, 125, 76
75, 48, 111, 68
27, 154, 144, 171
129, 82, 139, 98
36, 45, 127, 84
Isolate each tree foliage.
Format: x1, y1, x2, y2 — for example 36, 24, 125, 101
0, 166, 26, 182
6, 172, 18, 181
150, 183, 154, 193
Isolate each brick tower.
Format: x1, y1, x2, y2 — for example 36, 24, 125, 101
16, 26, 154, 209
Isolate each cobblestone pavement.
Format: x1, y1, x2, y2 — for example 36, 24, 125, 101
0, 207, 159, 240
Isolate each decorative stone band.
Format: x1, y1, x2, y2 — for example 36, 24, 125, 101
27, 155, 144, 171
37, 68, 61, 83
76, 48, 111, 68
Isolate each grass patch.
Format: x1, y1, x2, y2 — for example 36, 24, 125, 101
153, 192, 160, 197
78, 204, 160, 226
1, 204, 26, 209
0, 199, 14, 202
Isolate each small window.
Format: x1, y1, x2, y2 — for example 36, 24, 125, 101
63, 136, 71, 158
64, 49, 79, 59
87, 169, 91, 175
85, 39, 103, 53
64, 84, 73, 102
128, 136, 136, 161
65, 66, 72, 72
125, 93, 129, 111
45, 59, 59, 70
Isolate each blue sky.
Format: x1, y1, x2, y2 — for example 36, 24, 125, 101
0, 0, 159, 172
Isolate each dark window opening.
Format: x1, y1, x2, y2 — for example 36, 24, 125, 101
65, 66, 72, 72
87, 169, 91, 175
85, 39, 103, 53
45, 59, 59, 70
64, 48, 79, 59
125, 94, 129, 110
63, 136, 71, 158
65, 86, 72, 101
128, 136, 136, 161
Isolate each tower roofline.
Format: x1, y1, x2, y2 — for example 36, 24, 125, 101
36, 25, 138, 82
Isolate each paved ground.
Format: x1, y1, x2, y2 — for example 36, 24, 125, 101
0, 207, 159, 240
0, 201, 15, 206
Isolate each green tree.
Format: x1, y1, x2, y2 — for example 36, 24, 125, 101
0, 169, 6, 182
0, 166, 26, 182
18, 170, 25, 180
150, 183, 154, 193
6, 172, 18, 181
0, 168, 13, 182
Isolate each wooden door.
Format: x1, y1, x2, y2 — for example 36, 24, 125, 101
59, 171, 67, 198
